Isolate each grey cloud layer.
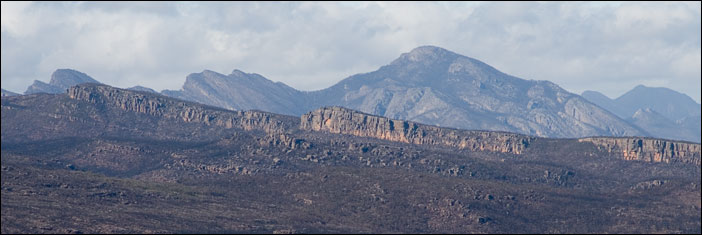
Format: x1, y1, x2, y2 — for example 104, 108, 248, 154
1, 2, 700, 102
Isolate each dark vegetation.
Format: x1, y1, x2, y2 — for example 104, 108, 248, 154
1, 89, 700, 233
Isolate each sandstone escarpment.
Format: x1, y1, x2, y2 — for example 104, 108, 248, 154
68, 84, 293, 133
300, 106, 535, 154
579, 137, 701, 165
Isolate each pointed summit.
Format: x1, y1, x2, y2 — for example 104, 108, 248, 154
230, 69, 246, 77
49, 69, 100, 88
582, 85, 700, 142
25, 69, 100, 95
615, 85, 700, 122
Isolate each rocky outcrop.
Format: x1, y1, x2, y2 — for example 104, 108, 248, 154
300, 106, 535, 154
578, 137, 701, 165
67, 84, 294, 133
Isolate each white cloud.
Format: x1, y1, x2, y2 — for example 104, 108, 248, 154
1, 2, 700, 103
1, 1, 36, 36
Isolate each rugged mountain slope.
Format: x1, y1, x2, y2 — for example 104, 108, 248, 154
582, 86, 702, 142
159, 46, 644, 139
2, 84, 700, 233
162, 69, 306, 114
307, 46, 644, 138
24, 69, 101, 95
581, 90, 619, 114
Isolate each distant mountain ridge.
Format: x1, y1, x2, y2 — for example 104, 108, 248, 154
583, 85, 701, 121
582, 86, 701, 142
127, 85, 157, 93
13, 46, 701, 142
1, 89, 19, 97
162, 69, 306, 115
159, 46, 645, 139
24, 69, 101, 95
306, 46, 646, 138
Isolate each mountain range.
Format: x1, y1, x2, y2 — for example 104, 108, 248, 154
24, 69, 102, 95
2, 83, 699, 233
160, 46, 646, 139
12, 46, 699, 142
582, 86, 701, 142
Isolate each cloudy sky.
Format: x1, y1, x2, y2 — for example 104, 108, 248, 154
2, 2, 700, 102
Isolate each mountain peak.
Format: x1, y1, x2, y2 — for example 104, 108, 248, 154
199, 69, 224, 77
230, 69, 247, 76
409, 45, 453, 54
633, 84, 648, 90
24, 69, 100, 95
615, 84, 700, 122
49, 69, 100, 88
398, 45, 459, 63
582, 90, 612, 100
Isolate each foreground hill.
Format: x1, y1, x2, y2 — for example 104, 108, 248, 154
1, 84, 699, 233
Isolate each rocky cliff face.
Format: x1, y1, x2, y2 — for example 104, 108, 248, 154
301, 106, 701, 165
62, 84, 702, 166
301, 106, 535, 154
68, 84, 293, 133
579, 137, 701, 166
